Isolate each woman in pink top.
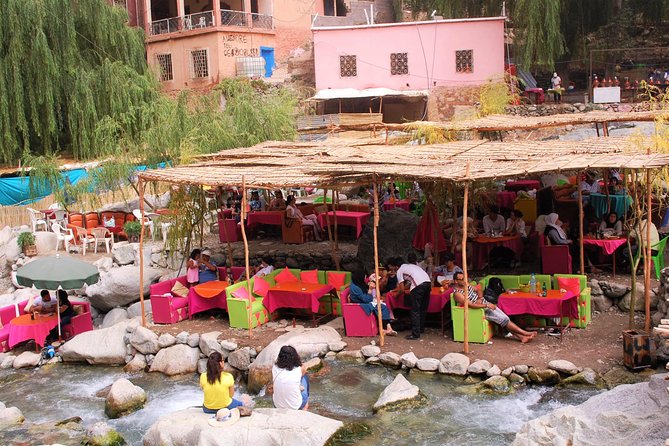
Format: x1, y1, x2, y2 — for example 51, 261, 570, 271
187, 249, 201, 287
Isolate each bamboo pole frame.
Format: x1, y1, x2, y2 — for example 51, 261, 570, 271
462, 163, 471, 354
139, 178, 147, 327
644, 168, 652, 333
240, 176, 253, 338
372, 180, 385, 347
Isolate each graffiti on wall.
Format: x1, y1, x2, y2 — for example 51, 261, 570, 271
223, 34, 259, 57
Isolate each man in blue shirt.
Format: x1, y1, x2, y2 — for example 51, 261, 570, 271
199, 249, 219, 283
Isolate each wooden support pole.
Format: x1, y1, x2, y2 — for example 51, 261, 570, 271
578, 171, 585, 275
323, 188, 336, 267
332, 190, 339, 268
139, 179, 147, 327
372, 180, 385, 347
462, 163, 471, 354
240, 177, 253, 339
644, 168, 652, 333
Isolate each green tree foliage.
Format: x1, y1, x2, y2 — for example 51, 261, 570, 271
0, 0, 154, 162
403, 0, 668, 69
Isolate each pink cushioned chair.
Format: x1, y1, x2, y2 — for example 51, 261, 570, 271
540, 234, 573, 274
62, 301, 94, 339
0, 300, 28, 352
340, 288, 379, 337
149, 276, 190, 324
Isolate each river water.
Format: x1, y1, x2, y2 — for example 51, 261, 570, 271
0, 361, 600, 445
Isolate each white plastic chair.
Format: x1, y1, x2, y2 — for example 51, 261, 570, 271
74, 226, 95, 255
52, 223, 74, 252
50, 210, 68, 229
91, 227, 113, 254
132, 209, 155, 240
27, 208, 47, 232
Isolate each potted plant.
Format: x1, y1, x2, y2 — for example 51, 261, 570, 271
123, 220, 142, 243
17, 231, 37, 256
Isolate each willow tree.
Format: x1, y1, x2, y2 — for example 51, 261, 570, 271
0, 0, 154, 162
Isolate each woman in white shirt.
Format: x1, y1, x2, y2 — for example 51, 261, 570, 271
504, 209, 527, 238
286, 195, 322, 241
272, 345, 309, 410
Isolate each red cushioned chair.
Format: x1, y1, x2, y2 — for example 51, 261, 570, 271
540, 234, 572, 274
149, 276, 189, 324
341, 288, 379, 337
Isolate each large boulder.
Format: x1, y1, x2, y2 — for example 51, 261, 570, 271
439, 353, 470, 375
599, 281, 629, 300
547, 359, 579, 375
357, 209, 419, 271
248, 326, 341, 393
618, 287, 658, 312
199, 331, 222, 357
4, 236, 21, 262
60, 320, 129, 365
12, 351, 41, 369
0, 402, 24, 429
111, 242, 136, 266
129, 326, 160, 355
33, 231, 57, 255
378, 352, 401, 368
372, 374, 421, 413
228, 347, 252, 371
415, 358, 440, 372
467, 359, 492, 374
85, 421, 126, 446
481, 375, 512, 394
86, 265, 161, 311
104, 378, 147, 418
101, 308, 129, 328
144, 407, 342, 446
512, 374, 669, 446
591, 293, 614, 312
527, 368, 561, 386
127, 300, 152, 319
149, 344, 199, 376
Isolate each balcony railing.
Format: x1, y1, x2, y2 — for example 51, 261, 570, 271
150, 17, 180, 36
251, 12, 273, 29
149, 10, 273, 36
183, 11, 215, 30
220, 9, 248, 27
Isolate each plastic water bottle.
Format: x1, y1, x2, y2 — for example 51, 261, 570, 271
530, 273, 537, 294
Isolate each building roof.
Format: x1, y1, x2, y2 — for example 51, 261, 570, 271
310, 88, 428, 100
311, 16, 505, 32
138, 136, 669, 188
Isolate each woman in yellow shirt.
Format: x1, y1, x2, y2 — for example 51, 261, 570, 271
200, 351, 242, 413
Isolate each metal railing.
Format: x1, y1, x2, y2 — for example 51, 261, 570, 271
183, 11, 215, 30
251, 12, 273, 29
150, 17, 180, 35
220, 9, 248, 27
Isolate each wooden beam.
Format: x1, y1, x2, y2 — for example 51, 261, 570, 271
645, 168, 652, 333
462, 163, 471, 354
578, 172, 585, 275
372, 180, 384, 347
138, 178, 146, 327
240, 176, 253, 338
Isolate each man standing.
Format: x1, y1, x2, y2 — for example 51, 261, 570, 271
199, 249, 218, 284
387, 257, 431, 340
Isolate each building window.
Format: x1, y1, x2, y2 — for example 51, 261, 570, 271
156, 54, 173, 82
456, 50, 473, 73
340, 55, 357, 77
390, 52, 408, 76
112, 0, 127, 9
190, 49, 209, 79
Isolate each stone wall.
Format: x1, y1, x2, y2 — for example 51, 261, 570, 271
505, 101, 659, 117
426, 85, 481, 121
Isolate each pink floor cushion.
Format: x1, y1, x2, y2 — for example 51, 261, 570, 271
253, 276, 270, 298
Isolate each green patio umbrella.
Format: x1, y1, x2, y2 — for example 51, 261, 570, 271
16, 255, 100, 290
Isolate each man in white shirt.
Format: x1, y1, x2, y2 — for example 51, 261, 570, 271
387, 257, 432, 340
254, 256, 275, 278
28, 290, 57, 314
482, 206, 506, 235
580, 171, 600, 195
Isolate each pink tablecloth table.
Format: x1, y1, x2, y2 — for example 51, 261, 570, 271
496, 191, 517, 210
498, 290, 578, 319
317, 211, 370, 239
246, 211, 283, 228
473, 235, 523, 270
385, 287, 452, 333
188, 281, 229, 318
583, 236, 626, 277
264, 281, 334, 315
9, 314, 58, 349
383, 200, 411, 211
505, 180, 541, 192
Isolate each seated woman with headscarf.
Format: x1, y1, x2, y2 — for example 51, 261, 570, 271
349, 270, 396, 336
599, 212, 623, 236
544, 213, 572, 246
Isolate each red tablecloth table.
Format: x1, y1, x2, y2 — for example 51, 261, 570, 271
383, 200, 411, 211
473, 235, 523, 270
498, 289, 578, 337
583, 236, 626, 277
188, 281, 229, 318
317, 211, 370, 239
9, 314, 58, 349
246, 211, 283, 228
505, 180, 541, 192
263, 281, 334, 324
496, 191, 517, 210
385, 287, 452, 333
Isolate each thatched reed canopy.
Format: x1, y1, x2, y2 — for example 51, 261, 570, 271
138, 136, 669, 188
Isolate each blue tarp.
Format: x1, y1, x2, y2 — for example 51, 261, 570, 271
0, 163, 168, 207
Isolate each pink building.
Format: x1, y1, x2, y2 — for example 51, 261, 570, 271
313, 17, 505, 91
